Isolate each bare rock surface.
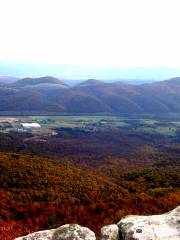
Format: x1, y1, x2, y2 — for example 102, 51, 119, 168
15, 224, 96, 240
52, 224, 96, 240
14, 206, 180, 240
100, 224, 119, 240
15, 229, 54, 240
117, 206, 180, 240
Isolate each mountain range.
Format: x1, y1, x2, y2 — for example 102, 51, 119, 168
1, 76, 180, 114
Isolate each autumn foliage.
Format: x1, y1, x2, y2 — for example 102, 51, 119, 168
0, 152, 179, 240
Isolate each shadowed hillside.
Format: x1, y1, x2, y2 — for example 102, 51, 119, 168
1, 77, 180, 114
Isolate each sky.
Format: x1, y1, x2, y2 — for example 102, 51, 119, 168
0, 0, 180, 69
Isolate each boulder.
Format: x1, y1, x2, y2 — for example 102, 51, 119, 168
15, 229, 54, 240
117, 206, 180, 240
15, 224, 96, 240
100, 224, 119, 240
52, 224, 96, 240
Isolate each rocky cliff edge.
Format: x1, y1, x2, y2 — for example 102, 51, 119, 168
15, 206, 180, 240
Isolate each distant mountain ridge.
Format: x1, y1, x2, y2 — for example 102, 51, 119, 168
77, 79, 105, 87
0, 76, 19, 83
1, 76, 180, 114
12, 76, 68, 87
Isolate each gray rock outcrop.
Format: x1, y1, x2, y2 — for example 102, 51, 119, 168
14, 206, 180, 240
117, 206, 180, 240
15, 228, 54, 240
101, 224, 119, 240
15, 224, 96, 240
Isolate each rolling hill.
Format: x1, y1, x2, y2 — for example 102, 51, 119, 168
12, 76, 68, 88
1, 77, 180, 114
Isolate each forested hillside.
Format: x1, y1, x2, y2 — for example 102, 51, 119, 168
0, 152, 179, 240
1, 77, 180, 114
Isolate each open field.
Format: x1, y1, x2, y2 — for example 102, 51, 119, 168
0, 115, 180, 137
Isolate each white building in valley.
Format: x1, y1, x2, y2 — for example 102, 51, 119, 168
21, 123, 41, 128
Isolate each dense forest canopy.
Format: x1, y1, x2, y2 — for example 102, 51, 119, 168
0, 116, 179, 239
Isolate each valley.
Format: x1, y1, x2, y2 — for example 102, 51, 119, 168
0, 114, 179, 239
0, 78, 180, 240
1, 114, 180, 137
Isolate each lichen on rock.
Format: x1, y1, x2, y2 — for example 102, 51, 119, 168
117, 206, 180, 240
100, 224, 119, 240
52, 224, 96, 240
15, 224, 96, 240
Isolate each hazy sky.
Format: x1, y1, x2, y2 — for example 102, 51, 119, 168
0, 0, 180, 68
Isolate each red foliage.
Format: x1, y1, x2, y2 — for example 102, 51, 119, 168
0, 152, 179, 239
